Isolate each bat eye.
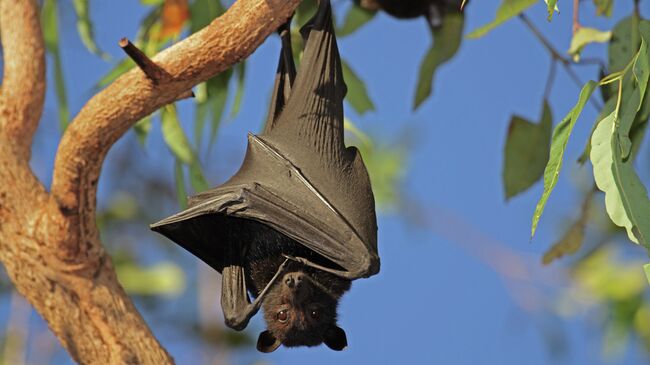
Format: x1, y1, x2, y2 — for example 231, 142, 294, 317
310, 310, 319, 320
277, 309, 289, 323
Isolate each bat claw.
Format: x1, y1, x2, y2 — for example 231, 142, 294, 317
282, 254, 299, 262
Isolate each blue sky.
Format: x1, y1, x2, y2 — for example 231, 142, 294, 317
24, 0, 650, 364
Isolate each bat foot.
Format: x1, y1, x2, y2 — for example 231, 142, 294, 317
282, 254, 308, 265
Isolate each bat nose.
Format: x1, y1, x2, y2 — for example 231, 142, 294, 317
284, 273, 304, 289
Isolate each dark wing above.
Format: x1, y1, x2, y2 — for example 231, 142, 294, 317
151, 0, 379, 280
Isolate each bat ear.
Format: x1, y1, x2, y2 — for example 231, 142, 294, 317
323, 325, 347, 351
257, 330, 282, 353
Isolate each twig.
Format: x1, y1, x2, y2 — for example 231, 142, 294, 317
573, 0, 581, 35
519, 14, 602, 110
119, 38, 195, 100
119, 38, 168, 84
544, 60, 557, 101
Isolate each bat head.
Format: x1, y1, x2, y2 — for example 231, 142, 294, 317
257, 270, 348, 352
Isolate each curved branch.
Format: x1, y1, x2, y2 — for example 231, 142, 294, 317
0, 0, 300, 363
50, 0, 301, 261
0, 0, 46, 161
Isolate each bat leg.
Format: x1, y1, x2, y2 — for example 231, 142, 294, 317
282, 254, 367, 280
221, 259, 289, 330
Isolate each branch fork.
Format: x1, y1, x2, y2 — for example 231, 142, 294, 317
0, 0, 301, 363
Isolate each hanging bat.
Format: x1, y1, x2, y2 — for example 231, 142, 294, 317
356, 0, 464, 29
150, 0, 379, 353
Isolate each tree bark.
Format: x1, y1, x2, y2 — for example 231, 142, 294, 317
0, 0, 301, 363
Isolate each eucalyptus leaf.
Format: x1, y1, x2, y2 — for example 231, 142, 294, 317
97, 59, 135, 88
190, 0, 225, 32
133, 116, 153, 146
542, 218, 585, 265
467, 0, 537, 39
568, 27, 611, 62
609, 15, 641, 73
96, 8, 161, 88
531, 81, 598, 238
196, 71, 230, 149
337, 4, 376, 37
578, 96, 617, 165
161, 105, 194, 164
503, 101, 552, 200
42, 0, 70, 130
72, 0, 109, 59
591, 107, 650, 248
189, 160, 210, 193
545, 0, 559, 21
414, 12, 464, 109
117, 262, 186, 296
174, 159, 188, 209
294, 0, 318, 28
593, 0, 613, 17
341, 59, 375, 115
230, 63, 246, 119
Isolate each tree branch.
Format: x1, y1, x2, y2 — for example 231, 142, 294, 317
50, 0, 301, 262
0, 0, 46, 162
0, 0, 301, 363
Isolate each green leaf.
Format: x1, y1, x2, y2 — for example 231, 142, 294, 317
613, 138, 650, 247
644, 264, 650, 285
116, 261, 185, 296
194, 72, 230, 148
568, 27, 611, 62
337, 4, 376, 37
140, 0, 164, 5
52, 51, 70, 131
133, 116, 153, 146
294, 0, 318, 28
341, 59, 375, 115
414, 12, 464, 109
97, 59, 136, 88
190, 0, 225, 33
545, 0, 559, 21
609, 15, 641, 73
634, 22, 650, 104
161, 105, 194, 164
593, 0, 613, 17
230, 63, 246, 119
41, 0, 58, 51
503, 101, 552, 200
591, 107, 650, 247
189, 160, 210, 192
531, 81, 598, 238
174, 159, 188, 209
72, 0, 109, 59
96, 8, 161, 88
577, 96, 617, 165
345, 120, 406, 210
467, 0, 537, 39
42, 0, 70, 131
542, 218, 585, 265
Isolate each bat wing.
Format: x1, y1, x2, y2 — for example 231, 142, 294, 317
151, 0, 379, 280
151, 134, 379, 279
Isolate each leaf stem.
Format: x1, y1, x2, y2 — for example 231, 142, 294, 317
519, 14, 602, 110
572, 0, 581, 35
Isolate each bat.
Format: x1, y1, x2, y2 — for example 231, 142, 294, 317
150, 0, 380, 352
356, 0, 463, 29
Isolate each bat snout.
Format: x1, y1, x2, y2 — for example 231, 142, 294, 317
283, 272, 304, 289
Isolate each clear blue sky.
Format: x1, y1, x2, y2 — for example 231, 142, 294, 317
25, 0, 649, 364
